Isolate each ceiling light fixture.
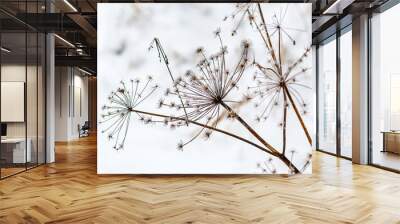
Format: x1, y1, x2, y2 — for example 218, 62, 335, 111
63, 0, 78, 12
1, 47, 11, 53
78, 67, 93, 76
322, 0, 354, 15
54, 34, 75, 48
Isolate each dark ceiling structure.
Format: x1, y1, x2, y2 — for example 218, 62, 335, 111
0, 0, 390, 75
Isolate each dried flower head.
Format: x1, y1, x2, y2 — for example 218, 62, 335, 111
151, 31, 251, 151
100, 78, 159, 150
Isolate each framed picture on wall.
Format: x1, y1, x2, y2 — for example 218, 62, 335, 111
98, 3, 314, 174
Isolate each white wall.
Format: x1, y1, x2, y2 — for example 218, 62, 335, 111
1, 65, 42, 138
55, 67, 89, 141
1, 65, 26, 138
1, 63, 46, 164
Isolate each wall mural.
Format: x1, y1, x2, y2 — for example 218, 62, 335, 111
98, 3, 313, 174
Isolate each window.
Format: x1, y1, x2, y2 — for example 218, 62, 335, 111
317, 37, 337, 154
340, 29, 352, 158
370, 3, 400, 171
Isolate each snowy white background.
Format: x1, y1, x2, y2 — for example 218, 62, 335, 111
98, 3, 313, 174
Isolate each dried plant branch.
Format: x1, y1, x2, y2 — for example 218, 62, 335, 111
283, 85, 312, 145
149, 32, 252, 148
229, 3, 312, 146
220, 101, 300, 173
101, 4, 314, 174
282, 92, 288, 155
101, 82, 301, 173
147, 32, 303, 173
128, 108, 280, 158
149, 38, 189, 126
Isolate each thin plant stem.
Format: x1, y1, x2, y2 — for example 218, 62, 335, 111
283, 84, 312, 146
151, 38, 189, 125
128, 108, 281, 158
282, 90, 287, 155
220, 101, 300, 173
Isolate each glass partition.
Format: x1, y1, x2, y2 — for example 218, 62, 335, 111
370, 4, 400, 171
1, 31, 28, 177
339, 29, 352, 158
0, 1, 46, 179
317, 36, 337, 154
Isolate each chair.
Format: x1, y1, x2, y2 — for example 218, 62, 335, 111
79, 121, 90, 138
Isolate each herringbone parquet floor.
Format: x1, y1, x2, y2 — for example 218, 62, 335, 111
1, 135, 400, 224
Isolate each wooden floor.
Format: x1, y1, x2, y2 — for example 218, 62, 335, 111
0, 167, 26, 178
1, 135, 400, 224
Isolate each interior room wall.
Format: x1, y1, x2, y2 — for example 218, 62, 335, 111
55, 66, 89, 141
1, 64, 39, 139
1, 63, 44, 165
71, 72, 89, 138
55, 66, 69, 141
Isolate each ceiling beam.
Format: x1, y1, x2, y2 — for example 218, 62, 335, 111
67, 13, 97, 40
323, 0, 356, 14
55, 55, 96, 70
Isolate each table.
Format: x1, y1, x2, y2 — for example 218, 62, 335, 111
1, 138, 32, 163
382, 131, 400, 154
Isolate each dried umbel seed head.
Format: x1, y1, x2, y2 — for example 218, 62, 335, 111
231, 30, 237, 36
158, 99, 164, 108
163, 118, 169, 126
177, 141, 184, 151
101, 78, 158, 150
220, 46, 228, 54
196, 47, 204, 54
243, 94, 252, 102
144, 117, 152, 124
149, 33, 250, 153
204, 131, 212, 139
242, 40, 250, 49
214, 28, 221, 37
117, 88, 125, 94
185, 70, 193, 77
165, 88, 171, 96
